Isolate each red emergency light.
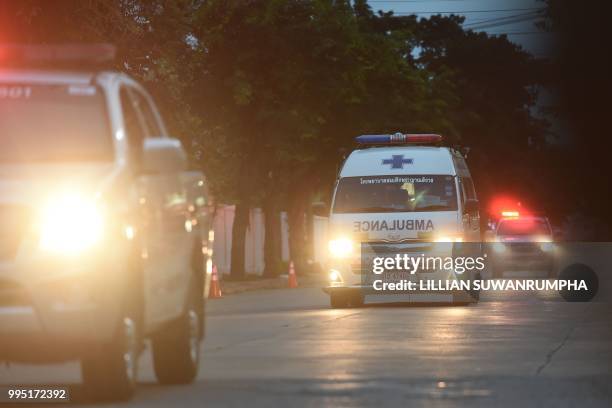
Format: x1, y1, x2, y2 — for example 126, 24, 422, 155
356, 133, 443, 145
0, 44, 116, 67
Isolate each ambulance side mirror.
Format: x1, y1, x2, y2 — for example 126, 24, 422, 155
464, 199, 479, 214
141, 137, 188, 174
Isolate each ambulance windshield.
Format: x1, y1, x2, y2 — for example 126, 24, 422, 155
333, 175, 457, 213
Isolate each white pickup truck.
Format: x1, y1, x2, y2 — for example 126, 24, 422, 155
0, 45, 213, 401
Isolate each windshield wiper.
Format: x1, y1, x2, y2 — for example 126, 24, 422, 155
339, 205, 452, 213
413, 205, 451, 211
343, 206, 398, 213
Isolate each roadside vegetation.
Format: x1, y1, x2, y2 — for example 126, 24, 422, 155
3, 0, 595, 277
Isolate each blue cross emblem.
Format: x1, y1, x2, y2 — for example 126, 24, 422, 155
382, 155, 413, 169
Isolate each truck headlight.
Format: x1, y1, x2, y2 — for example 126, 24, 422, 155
540, 242, 554, 252
492, 242, 506, 253
535, 236, 555, 252
328, 237, 353, 258
39, 194, 104, 254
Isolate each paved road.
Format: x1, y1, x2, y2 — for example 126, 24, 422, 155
1, 286, 610, 407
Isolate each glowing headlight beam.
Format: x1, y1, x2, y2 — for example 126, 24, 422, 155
39, 194, 104, 254
328, 238, 353, 258
434, 236, 464, 242
540, 242, 555, 252
329, 269, 343, 282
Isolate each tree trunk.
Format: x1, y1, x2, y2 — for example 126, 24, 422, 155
288, 193, 307, 275
230, 202, 249, 280
305, 203, 314, 266
263, 196, 281, 277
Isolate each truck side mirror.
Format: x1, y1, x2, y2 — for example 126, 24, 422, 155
464, 199, 479, 214
142, 137, 187, 174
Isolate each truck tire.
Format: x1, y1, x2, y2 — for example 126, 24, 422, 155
81, 245, 142, 402
152, 286, 201, 384
470, 272, 481, 303
81, 314, 139, 401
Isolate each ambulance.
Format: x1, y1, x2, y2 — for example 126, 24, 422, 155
324, 133, 482, 307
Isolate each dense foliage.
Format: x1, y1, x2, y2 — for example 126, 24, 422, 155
1, 0, 556, 275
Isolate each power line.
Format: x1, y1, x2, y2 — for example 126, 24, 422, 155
467, 16, 543, 30
488, 31, 556, 36
391, 8, 544, 15
464, 11, 544, 29
367, 1, 482, 3
464, 10, 541, 26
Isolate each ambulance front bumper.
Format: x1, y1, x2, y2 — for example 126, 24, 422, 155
323, 284, 476, 303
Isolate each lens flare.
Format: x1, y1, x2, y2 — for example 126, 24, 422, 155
39, 194, 104, 254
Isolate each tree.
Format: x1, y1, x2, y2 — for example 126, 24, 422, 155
412, 14, 547, 220
539, 0, 612, 237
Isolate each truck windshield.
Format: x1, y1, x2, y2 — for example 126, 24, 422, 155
333, 175, 458, 213
0, 84, 113, 163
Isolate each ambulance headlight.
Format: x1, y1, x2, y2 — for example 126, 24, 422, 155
39, 194, 104, 254
329, 269, 343, 283
434, 235, 463, 243
328, 237, 353, 258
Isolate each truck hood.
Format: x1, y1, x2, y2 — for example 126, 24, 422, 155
329, 211, 460, 242
0, 163, 125, 205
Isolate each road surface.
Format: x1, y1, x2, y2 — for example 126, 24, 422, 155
1, 286, 610, 407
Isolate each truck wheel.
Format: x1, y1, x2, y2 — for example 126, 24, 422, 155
492, 263, 503, 279
81, 314, 139, 401
330, 292, 349, 309
152, 288, 201, 384
470, 273, 481, 303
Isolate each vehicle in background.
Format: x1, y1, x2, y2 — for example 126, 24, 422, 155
489, 214, 556, 278
0, 45, 213, 401
324, 133, 482, 308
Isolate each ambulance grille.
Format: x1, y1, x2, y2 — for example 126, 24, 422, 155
0, 205, 30, 261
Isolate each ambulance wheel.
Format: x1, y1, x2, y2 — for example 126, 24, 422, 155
349, 292, 365, 308
152, 286, 201, 384
330, 292, 349, 309
547, 259, 557, 278
81, 314, 139, 401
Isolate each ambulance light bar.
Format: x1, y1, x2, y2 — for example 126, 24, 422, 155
0, 44, 116, 66
356, 133, 443, 145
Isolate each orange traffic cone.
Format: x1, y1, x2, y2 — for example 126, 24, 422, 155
288, 261, 298, 288
209, 265, 223, 299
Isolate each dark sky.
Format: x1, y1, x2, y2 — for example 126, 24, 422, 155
367, 0, 556, 58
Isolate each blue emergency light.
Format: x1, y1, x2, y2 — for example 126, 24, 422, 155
356, 133, 443, 145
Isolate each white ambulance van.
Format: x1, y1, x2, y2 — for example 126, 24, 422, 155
324, 133, 481, 308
